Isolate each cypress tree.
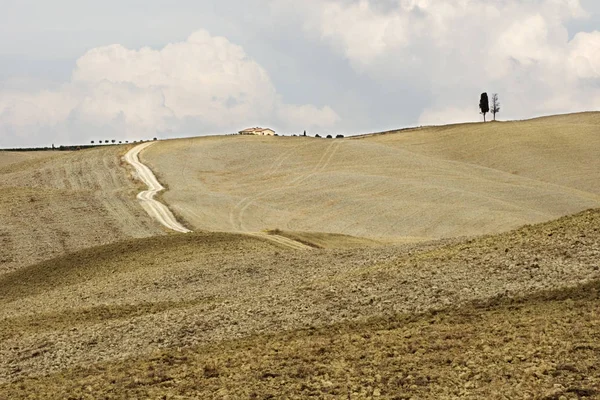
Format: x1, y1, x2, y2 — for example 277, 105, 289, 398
479, 93, 490, 122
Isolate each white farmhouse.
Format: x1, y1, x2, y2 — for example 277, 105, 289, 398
238, 127, 276, 136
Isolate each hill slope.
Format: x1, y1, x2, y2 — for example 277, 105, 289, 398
1, 208, 598, 396
0, 146, 164, 275
1, 113, 599, 398
0, 151, 62, 169
369, 112, 600, 194
141, 112, 600, 240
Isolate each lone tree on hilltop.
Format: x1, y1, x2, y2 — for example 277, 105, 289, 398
479, 92, 489, 122
491, 93, 500, 121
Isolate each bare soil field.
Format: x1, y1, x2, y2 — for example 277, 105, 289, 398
142, 112, 600, 241
0, 209, 598, 397
0, 145, 164, 275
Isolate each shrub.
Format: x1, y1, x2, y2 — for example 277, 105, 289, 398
326, 135, 332, 139
336, 134, 344, 138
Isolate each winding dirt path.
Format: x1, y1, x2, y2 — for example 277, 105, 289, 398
124, 142, 310, 249
124, 143, 191, 234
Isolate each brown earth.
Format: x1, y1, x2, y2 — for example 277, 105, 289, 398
0, 209, 598, 398
0, 145, 164, 275
3, 279, 598, 399
266, 229, 390, 249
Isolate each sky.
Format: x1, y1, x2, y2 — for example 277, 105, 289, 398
1, 0, 599, 147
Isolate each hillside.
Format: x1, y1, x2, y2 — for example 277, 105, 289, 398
1, 112, 599, 398
369, 112, 600, 194
0, 146, 164, 275
141, 112, 600, 240
1, 208, 598, 397
0, 151, 63, 169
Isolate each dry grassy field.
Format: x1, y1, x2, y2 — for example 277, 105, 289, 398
0, 151, 62, 169
370, 113, 600, 195
0, 113, 599, 398
142, 112, 600, 240
0, 146, 164, 275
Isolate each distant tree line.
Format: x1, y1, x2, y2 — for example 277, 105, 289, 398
285, 132, 345, 139
91, 137, 158, 145
1, 137, 160, 152
1, 145, 97, 152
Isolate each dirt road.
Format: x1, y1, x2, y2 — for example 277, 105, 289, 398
124, 143, 191, 234
125, 142, 311, 249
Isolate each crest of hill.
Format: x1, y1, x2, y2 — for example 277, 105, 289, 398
141, 112, 600, 241
0, 151, 63, 169
364, 111, 600, 194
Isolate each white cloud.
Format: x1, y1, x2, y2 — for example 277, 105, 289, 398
0, 29, 339, 146
317, 1, 409, 68
568, 31, 600, 79
283, 0, 600, 124
277, 103, 340, 129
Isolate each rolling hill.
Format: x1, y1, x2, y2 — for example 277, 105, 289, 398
0, 112, 599, 398
141, 112, 600, 240
0, 146, 164, 275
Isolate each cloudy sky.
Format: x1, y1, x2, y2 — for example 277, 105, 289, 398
1, 0, 599, 147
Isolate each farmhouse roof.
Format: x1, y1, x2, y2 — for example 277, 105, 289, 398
240, 127, 274, 132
